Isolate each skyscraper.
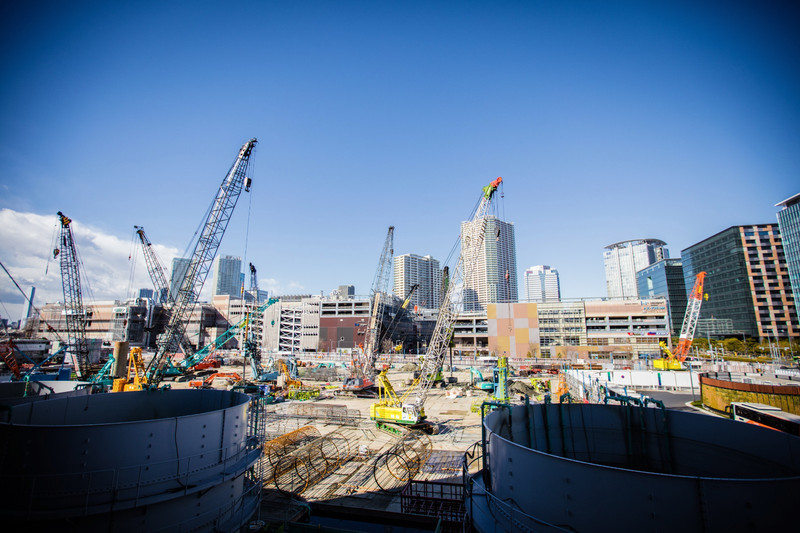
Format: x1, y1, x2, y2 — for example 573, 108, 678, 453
682, 224, 798, 340
393, 254, 442, 310
462, 216, 517, 311
212, 255, 243, 297
776, 192, 800, 309
169, 257, 190, 301
604, 239, 668, 298
636, 258, 686, 335
524, 265, 561, 302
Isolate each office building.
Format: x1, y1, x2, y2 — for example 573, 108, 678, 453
524, 265, 561, 302
776, 192, 800, 309
636, 258, 687, 335
462, 216, 518, 311
682, 224, 798, 340
169, 258, 190, 301
604, 239, 668, 299
483, 299, 668, 360
393, 254, 442, 310
212, 255, 243, 297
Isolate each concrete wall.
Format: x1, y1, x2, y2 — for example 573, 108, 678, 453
701, 375, 800, 415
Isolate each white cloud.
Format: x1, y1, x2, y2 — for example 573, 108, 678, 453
0, 209, 179, 321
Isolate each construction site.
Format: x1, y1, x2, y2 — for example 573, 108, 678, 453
2, 139, 799, 532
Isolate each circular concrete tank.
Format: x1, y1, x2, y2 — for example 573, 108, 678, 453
470, 402, 800, 532
0, 388, 260, 532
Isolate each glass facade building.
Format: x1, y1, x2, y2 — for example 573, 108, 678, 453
211, 255, 243, 297
525, 265, 561, 303
776, 192, 800, 310
604, 239, 668, 298
682, 225, 798, 340
636, 258, 686, 335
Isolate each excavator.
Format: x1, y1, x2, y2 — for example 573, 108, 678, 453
370, 177, 503, 433
654, 272, 707, 370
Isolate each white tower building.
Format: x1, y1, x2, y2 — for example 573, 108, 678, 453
604, 239, 668, 298
393, 254, 442, 310
462, 216, 518, 311
525, 265, 561, 302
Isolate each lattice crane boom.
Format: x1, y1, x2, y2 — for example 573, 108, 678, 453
56, 211, 90, 378
134, 226, 170, 304
674, 271, 707, 360
362, 226, 394, 376
412, 177, 502, 409
134, 226, 194, 356
146, 138, 257, 384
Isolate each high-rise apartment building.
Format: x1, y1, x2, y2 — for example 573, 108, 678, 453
212, 255, 243, 297
776, 192, 800, 309
462, 216, 517, 311
169, 258, 190, 301
636, 258, 686, 335
604, 239, 668, 298
682, 224, 798, 340
524, 265, 561, 302
393, 254, 442, 310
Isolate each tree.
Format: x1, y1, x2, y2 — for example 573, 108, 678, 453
723, 338, 744, 354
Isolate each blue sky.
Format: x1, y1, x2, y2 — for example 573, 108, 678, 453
1, 0, 798, 322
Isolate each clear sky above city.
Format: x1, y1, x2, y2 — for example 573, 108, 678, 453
1, 0, 798, 322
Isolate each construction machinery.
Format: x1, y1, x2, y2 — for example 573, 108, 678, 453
171, 297, 279, 378
370, 177, 503, 432
342, 226, 394, 394
242, 264, 277, 381
654, 271, 707, 370
145, 139, 257, 387
56, 211, 91, 379
276, 358, 320, 400
111, 347, 148, 392
469, 367, 494, 391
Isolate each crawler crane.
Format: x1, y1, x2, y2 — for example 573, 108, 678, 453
56, 211, 91, 379
654, 271, 707, 370
342, 226, 394, 394
370, 177, 503, 432
145, 138, 257, 386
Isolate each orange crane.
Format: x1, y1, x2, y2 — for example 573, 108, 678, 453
655, 271, 707, 370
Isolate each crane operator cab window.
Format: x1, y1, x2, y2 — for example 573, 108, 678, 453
403, 406, 415, 419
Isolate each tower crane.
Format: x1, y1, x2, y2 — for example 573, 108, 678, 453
342, 226, 394, 393
370, 177, 503, 432
56, 211, 91, 379
145, 138, 257, 386
654, 271, 707, 370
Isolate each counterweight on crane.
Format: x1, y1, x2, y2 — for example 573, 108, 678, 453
145, 138, 257, 385
370, 177, 503, 432
56, 211, 90, 379
655, 271, 707, 370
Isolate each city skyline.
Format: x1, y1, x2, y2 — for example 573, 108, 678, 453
1, 2, 798, 322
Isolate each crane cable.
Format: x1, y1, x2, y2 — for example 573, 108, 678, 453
126, 227, 139, 300
0, 260, 66, 344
